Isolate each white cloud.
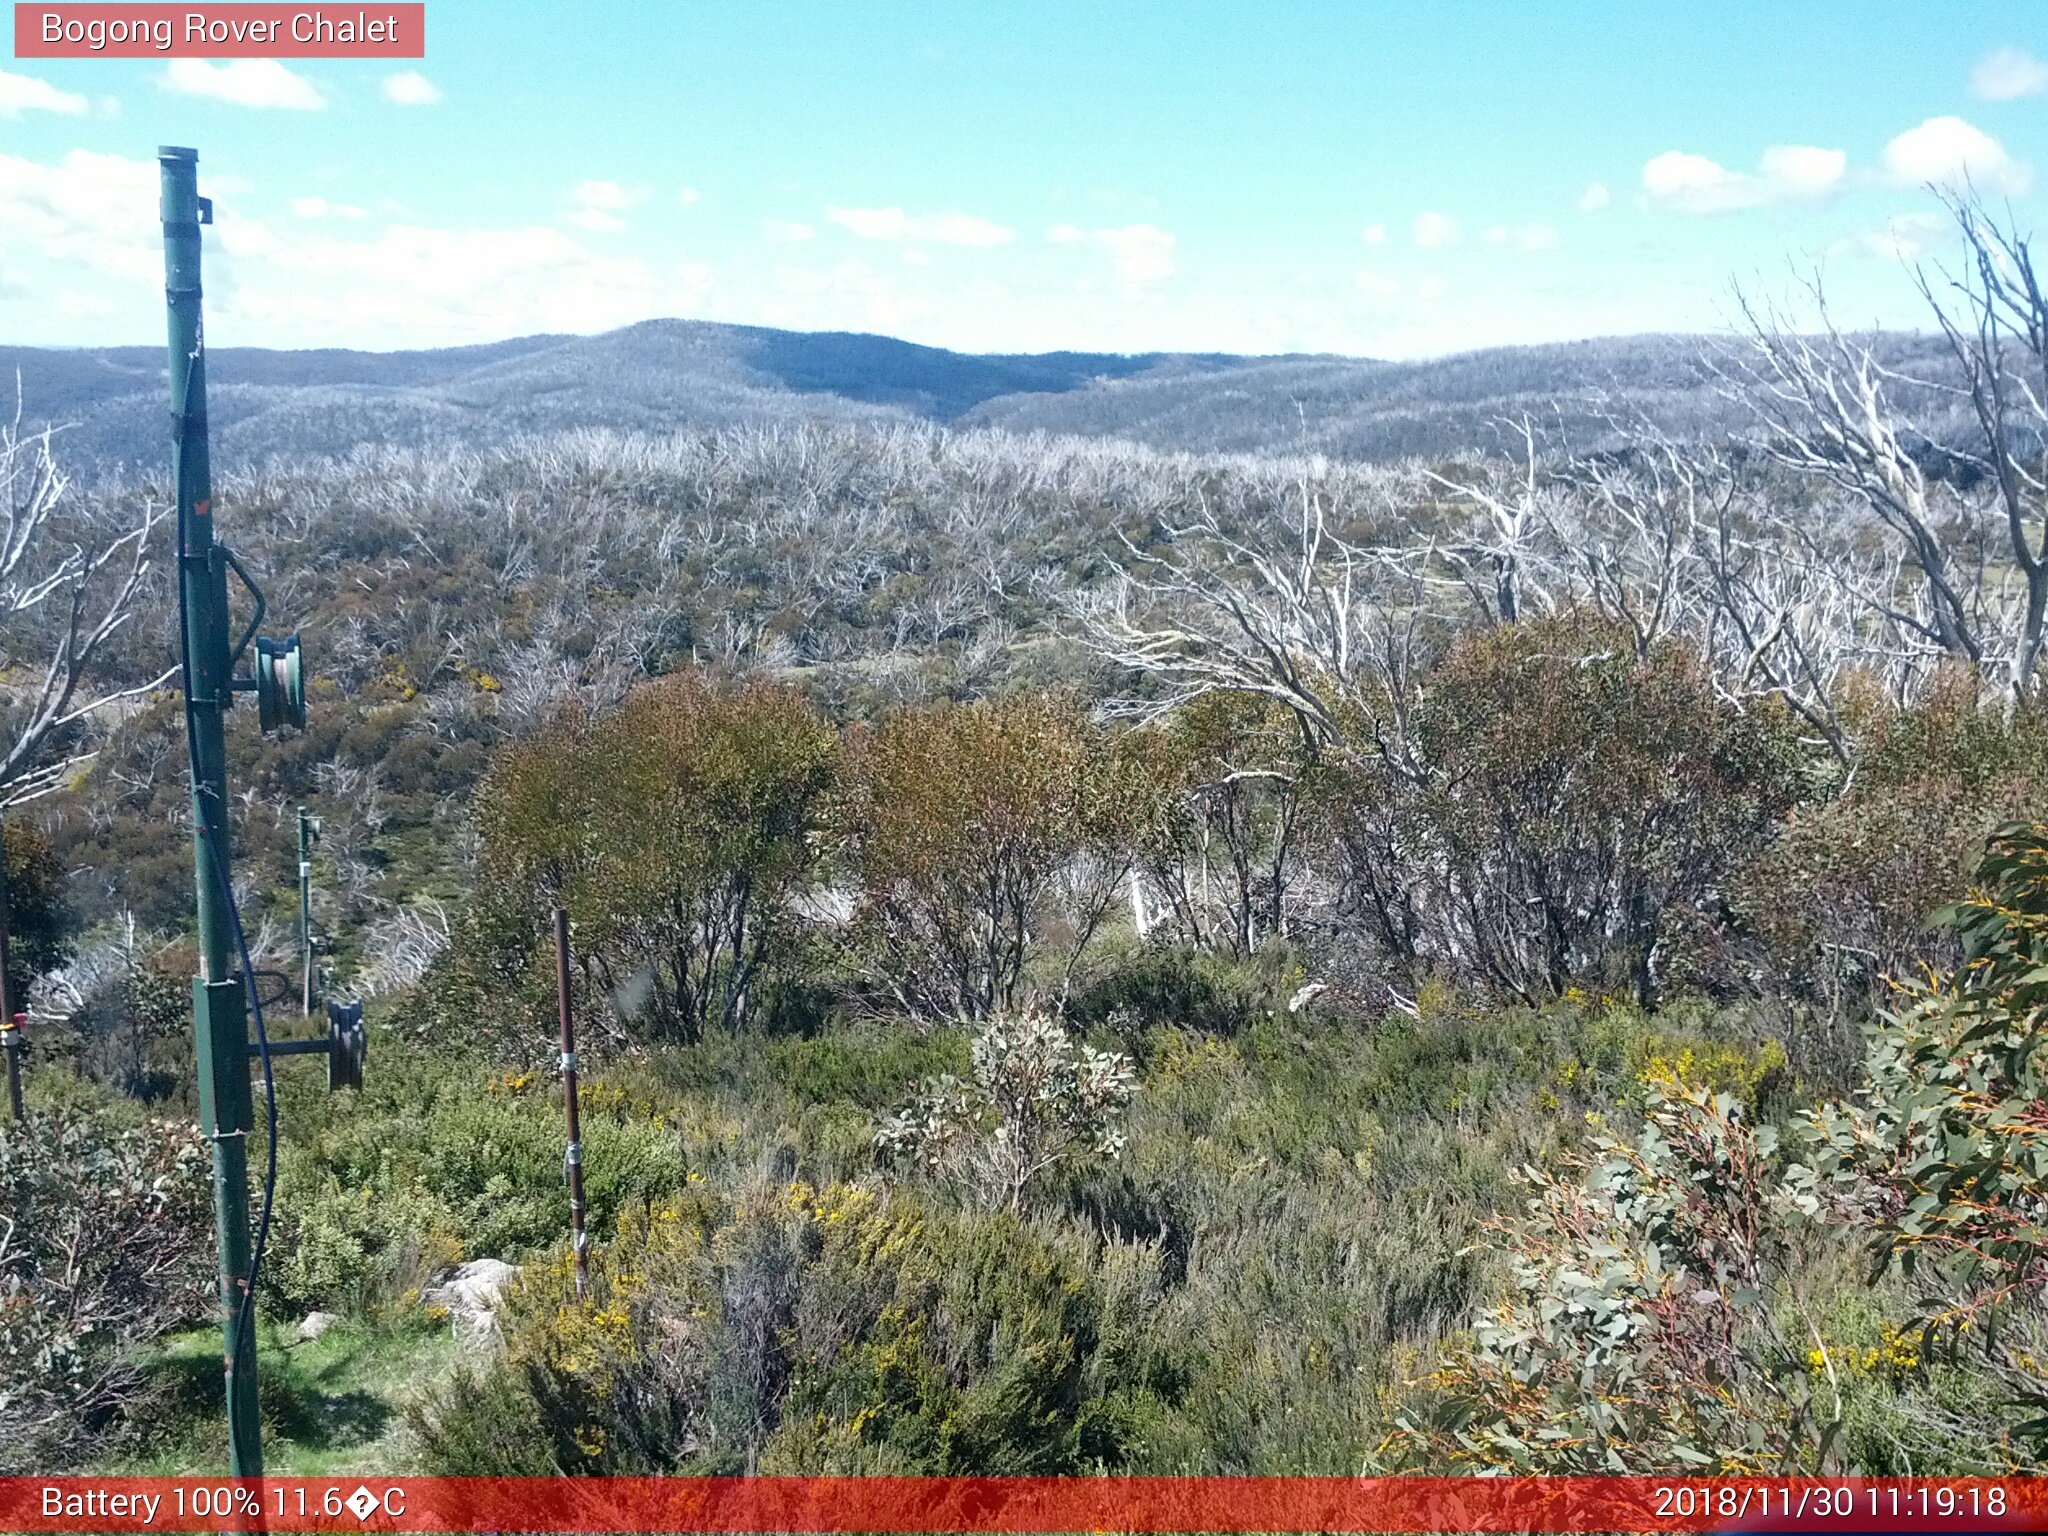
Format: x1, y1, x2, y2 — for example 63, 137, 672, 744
1759, 144, 1847, 198
761, 218, 815, 243
825, 205, 1015, 246
1641, 143, 1845, 212
1971, 46, 2048, 101
0, 148, 711, 348
290, 196, 367, 220
574, 180, 639, 211
1482, 223, 1561, 250
1643, 152, 1746, 211
1880, 115, 2032, 194
674, 260, 714, 304
1577, 182, 1611, 212
1354, 270, 1400, 297
770, 257, 943, 334
162, 59, 326, 110
56, 289, 115, 319
1417, 276, 1449, 301
826, 206, 907, 239
1361, 222, 1388, 246
1093, 224, 1175, 282
0, 149, 161, 283
1413, 210, 1460, 247
569, 179, 645, 232
221, 222, 686, 344
1828, 211, 1951, 263
0, 69, 87, 119
1048, 222, 1176, 283
381, 70, 440, 105
678, 187, 701, 208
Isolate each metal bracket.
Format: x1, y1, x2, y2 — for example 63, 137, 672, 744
164, 200, 212, 234
219, 544, 268, 676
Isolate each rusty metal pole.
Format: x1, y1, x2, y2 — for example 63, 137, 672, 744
1, 1019, 20, 1125
1, 1022, 21, 1123
552, 903, 589, 1297
298, 807, 316, 1017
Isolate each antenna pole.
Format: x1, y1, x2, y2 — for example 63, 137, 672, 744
162, 143, 262, 1478
553, 903, 589, 1297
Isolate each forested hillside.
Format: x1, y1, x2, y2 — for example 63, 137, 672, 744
6, 197, 2048, 1480
4, 321, 1960, 473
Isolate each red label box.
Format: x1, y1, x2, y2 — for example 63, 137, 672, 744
14, 3, 424, 57
0, 1476, 2041, 1533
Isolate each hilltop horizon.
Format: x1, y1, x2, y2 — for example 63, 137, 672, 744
7, 314, 1943, 472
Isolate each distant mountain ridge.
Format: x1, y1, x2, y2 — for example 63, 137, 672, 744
0, 317, 1951, 474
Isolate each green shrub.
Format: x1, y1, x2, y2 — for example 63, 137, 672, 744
835, 693, 1140, 1018
877, 1012, 1135, 1213
416, 1181, 1174, 1476
1068, 942, 1273, 1039
37, 937, 188, 1102
1, 816, 69, 1010
1318, 617, 1804, 1004
0, 1091, 211, 1471
269, 1052, 686, 1316
1736, 680, 2048, 1000
478, 670, 837, 1043
1384, 1086, 1824, 1474
1121, 694, 1310, 956
268, 1165, 463, 1318
1788, 820, 2048, 1458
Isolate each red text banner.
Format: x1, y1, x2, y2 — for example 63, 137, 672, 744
0, 1476, 2039, 1533
14, 4, 424, 57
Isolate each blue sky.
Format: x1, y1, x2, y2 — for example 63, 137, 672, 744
1, 1, 2044, 357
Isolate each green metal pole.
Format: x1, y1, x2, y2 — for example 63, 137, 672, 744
0, 812, 19, 1123
161, 144, 262, 1478
298, 807, 313, 1017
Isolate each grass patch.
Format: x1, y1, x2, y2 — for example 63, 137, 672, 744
115, 1314, 462, 1475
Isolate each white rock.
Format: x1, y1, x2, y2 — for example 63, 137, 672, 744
420, 1258, 522, 1349
296, 1310, 340, 1342
1286, 980, 1328, 1014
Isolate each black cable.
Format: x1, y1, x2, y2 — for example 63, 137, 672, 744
210, 816, 278, 1379
172, 354, 279, 1389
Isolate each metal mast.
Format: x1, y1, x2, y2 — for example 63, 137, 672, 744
161, 144, 262, 1477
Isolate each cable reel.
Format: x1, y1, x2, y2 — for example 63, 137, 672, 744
217, 542, 306, 736
255, 635, 306, 733
326, 1000, 366, 1092
245, 998, 366, 1092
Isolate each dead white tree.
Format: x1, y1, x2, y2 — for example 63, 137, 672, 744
1553, 423, 1714, 660
0, 405, 170, 805
1919, 190, 2048, 699
1421, 415, 1564, 627
1725, 276, 2014, 698
1084, 470, 1375, 748
354, 898, 452, 997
